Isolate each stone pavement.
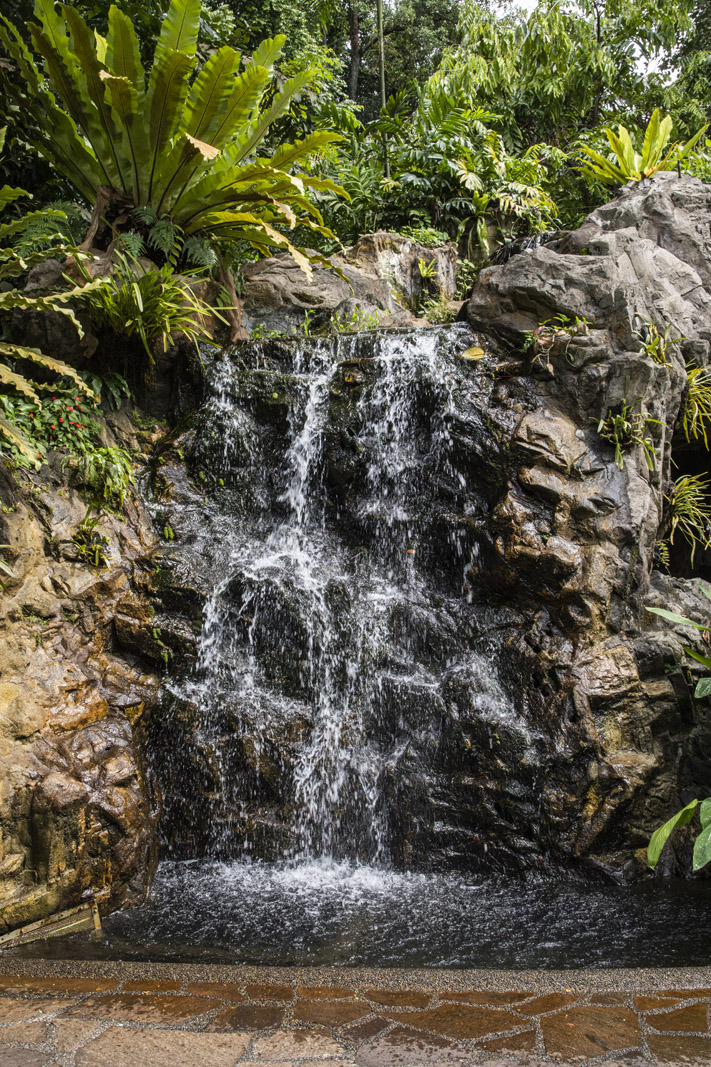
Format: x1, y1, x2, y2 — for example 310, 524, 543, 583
1, 966, 711, 1066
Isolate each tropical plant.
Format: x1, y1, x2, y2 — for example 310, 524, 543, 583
648, 797, 711, 872
72, 512, 111, 567
0, 546, 12, 578
62, 445, 134, 509
597, 400, 659, 470
647, 582, 711, 699
668, 473, 711, 564
0, 0, 344, 272
683, 363, 711, 448
523, 313, 591, 364
399, 225, 450, 246
579, 109, 707, 186
646, 583, 711, 872
638, 320, 684, 366
0, 134, 99, 462
420, 293, 456, 324
75, 252, 226, 358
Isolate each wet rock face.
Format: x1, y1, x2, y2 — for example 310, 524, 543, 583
0, 447, 161, 932
142, 177, 711, 881
466, 173, 711, 877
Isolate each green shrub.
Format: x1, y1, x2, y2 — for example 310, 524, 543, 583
63, 446, 135, 510
0, 0, 343, 271
75, 252, 225, 359
579, 109, 707, 186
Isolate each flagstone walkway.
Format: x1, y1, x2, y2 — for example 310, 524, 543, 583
1, 964, 711, 1066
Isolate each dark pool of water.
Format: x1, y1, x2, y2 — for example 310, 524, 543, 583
11, 859, 711, 969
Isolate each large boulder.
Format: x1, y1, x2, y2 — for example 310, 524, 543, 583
242, 232, 456, 335
466, 173, 711, 877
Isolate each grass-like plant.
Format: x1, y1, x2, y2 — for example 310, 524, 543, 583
668, 473, 711, 564
683, 363, 711, 449
597, 400, 659, 471
76, 252, 226, 358
0, 0, 343, 271
579, 109, 707, 186
638, 320, 684, 366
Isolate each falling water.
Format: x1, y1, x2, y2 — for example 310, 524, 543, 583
152, 325, 539, 866
25, 325, 711, 969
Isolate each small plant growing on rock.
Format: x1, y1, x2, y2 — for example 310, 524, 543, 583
62, 447, 135, 512
683, 363, 711, 448
668, 473, 711, 565
522, 313, 591, 364
637, 320, 684, 366
75, 252, 228, 360
579, 109, 708, 186
399, 226, 450, 247
72, 514, 111, 568
596, 401, 659, 470
421, 294, 456, 325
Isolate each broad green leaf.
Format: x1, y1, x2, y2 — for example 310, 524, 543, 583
63, 4, 124, 188
695, 676, 711, 698
106, 5, 145, 96
641, 108, 661, 168
0, 186, 29, 212
0, 413, 41, 462
0, 342, 96, 396
699, 798, 711, 828
648, 799, 698, 869
0, 360, 40, 400
205, 64, 272, 151
183, 46, 241, 143
154, 0, 200, 67
646, 606, 710, 630
684, 646, 711, 670
145, 49, 193, 200
101, 72, 149, 202
270, 132, 342, 171
693, 822, 711, 870
250, 35, 285, 72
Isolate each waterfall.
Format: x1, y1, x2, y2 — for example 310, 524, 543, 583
153, 325, 539, 868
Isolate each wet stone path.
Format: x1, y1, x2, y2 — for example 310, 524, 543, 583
0, 970, 711, 1066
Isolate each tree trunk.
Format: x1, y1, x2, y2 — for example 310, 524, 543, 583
347, 3, 361, 100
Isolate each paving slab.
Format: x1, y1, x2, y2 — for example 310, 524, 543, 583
0, 995, 74, 1021
1, 961, 711, 1064
74, 1026, 250, 1067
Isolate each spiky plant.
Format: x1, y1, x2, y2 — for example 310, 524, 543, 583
683, 363, 711, 449
669, 473, 711, 565
0, 0, 344, 273
579, 109, 707, 186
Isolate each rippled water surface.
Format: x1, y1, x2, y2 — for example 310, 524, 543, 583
17, 859, 711, 968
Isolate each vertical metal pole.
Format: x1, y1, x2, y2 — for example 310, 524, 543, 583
377, 0, 390, 178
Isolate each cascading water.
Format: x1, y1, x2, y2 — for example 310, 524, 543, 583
153, 325, 538, 866
20, 324, 711, 969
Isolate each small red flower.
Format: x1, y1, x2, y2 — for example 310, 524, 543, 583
28, 413, 34, 418
59, 418, 64, 423
75, 397, 80, 402
51, 424, 56, 429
